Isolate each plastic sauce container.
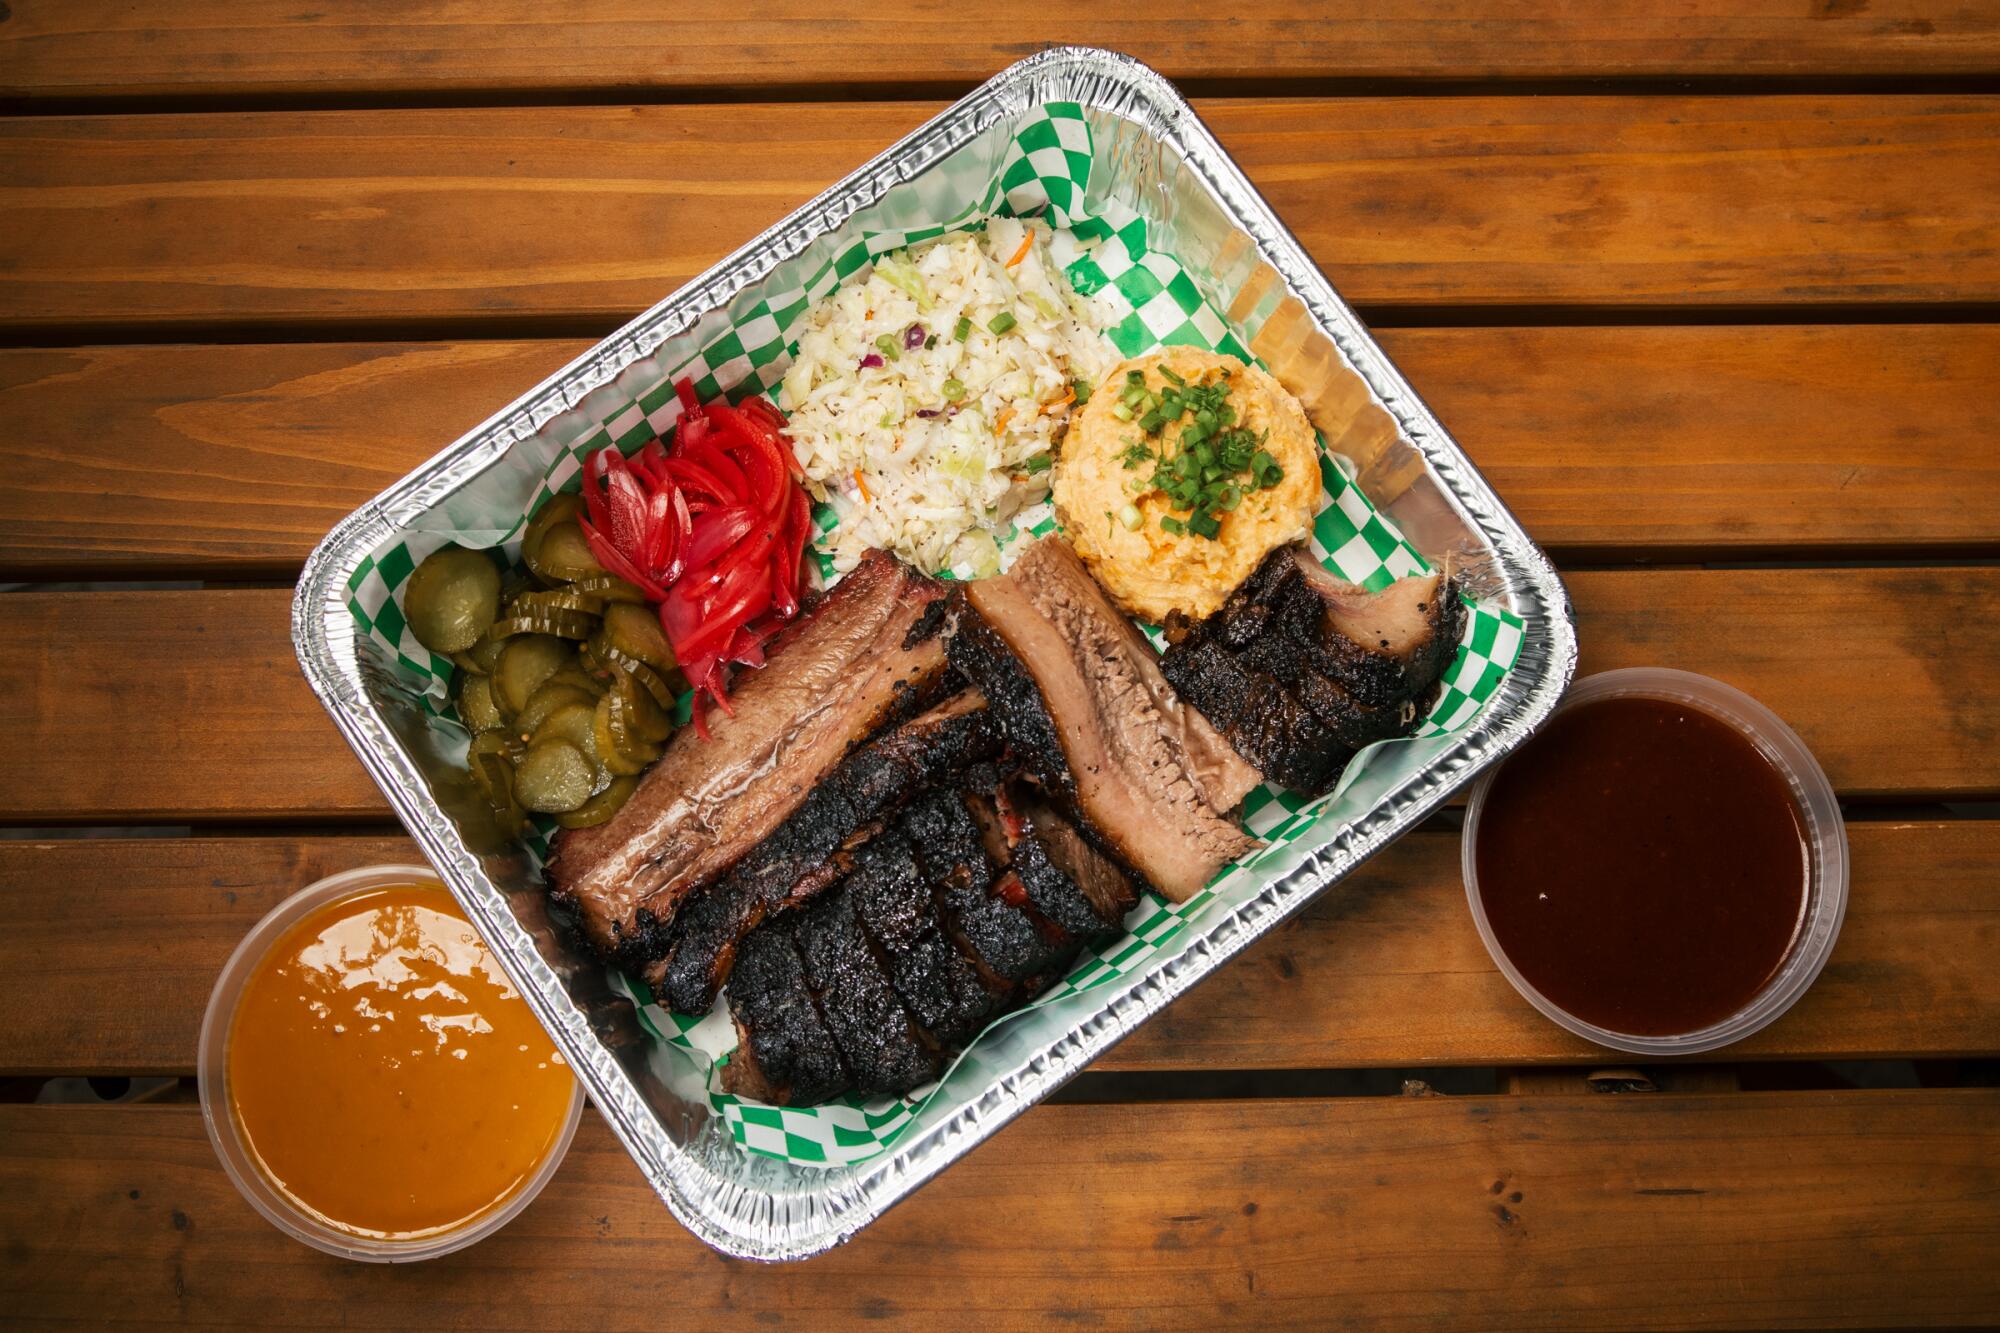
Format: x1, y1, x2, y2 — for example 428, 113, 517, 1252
199, 865, 583, 1262
1462, 669, 1848, 1056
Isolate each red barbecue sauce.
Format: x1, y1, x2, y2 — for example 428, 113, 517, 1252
1474, 696, 1810, 1036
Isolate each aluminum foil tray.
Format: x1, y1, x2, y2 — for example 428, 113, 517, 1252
294, 47, 1577, 1261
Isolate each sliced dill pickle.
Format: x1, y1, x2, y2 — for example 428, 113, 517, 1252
486, 607, 596, 641
610, 668, 673, 743
455, 673, 505, 734
593, 692, 657, 776
510, 588, 606, 619
521, 495, 587, 578
564, 573, 649, 605
404, 546, 502, 654
514, 740, 594, 813
531, 701, 610, 793
450, 649, 488, 676
542, 665, 608, 698
466, 732, 527, 833
586, 635, 685, 702
512, 682, 596, 741
555, 775, 637, 829
467, 729, 521, 773
494, 634, 573, 715
528, 517, 606, 583
466, 636, 507, 675
603, 684, 665, 763
627, 659, 686, 707
476, 755, 528, 836
603, 602, 675, 673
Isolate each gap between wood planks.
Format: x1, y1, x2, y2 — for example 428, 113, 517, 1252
8, 72, 2000, 119
12, 304, 2000, 354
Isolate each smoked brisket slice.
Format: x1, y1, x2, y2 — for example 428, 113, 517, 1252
545, 550, 950, 970
1161, 635, 1353, 795
904, 788, 1073, 990
651, 689, 1000, 1014
950, 537, 1259, 901
999, 781, 1137, 944
792, 887, 940, 1096
1160, 543, 1466, 798
720, 925, 850, 1107
847, 831, 993, 1049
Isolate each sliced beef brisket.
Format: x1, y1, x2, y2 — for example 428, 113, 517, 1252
791, 888, 940, 1096
1160, 543, 1466, 797
950, 536, 1259, 901
847, 831, 993, 1049
545, 550, 951, 969
720, 925, 850, 1107
651, 689, 1000, 1013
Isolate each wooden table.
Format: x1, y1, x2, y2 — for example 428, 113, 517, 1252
3, 6, 1998, 1327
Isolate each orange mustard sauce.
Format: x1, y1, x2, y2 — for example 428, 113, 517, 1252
226, 883, 574, 1241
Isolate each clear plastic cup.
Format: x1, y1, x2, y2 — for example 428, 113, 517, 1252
1461, 669, 1848, 1057
198, 864, 584, 1262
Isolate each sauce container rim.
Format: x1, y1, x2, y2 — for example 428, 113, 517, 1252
1461, 668, 1849, 1057
197, 864, 586, 1263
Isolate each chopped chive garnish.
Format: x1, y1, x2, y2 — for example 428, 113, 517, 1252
953, 316, 972, 342
987, 312, 1017, 335
942, 378, 966, 402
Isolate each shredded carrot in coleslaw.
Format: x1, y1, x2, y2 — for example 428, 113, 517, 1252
1004, 234, 1034, 268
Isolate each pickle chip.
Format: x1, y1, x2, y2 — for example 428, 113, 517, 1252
603, 602, 676, 674
531, 701, 609, 792
610, 668, 674, 743
555, 775, 637, 829
528, 517, 606, 584
404, 546, 502, 654
564, 574, 650, 605
512, 682, 597, 742
495, 635, 573, 715
514, 740, 595, 813
593, 692, 659, 776
456, 673, 505, 734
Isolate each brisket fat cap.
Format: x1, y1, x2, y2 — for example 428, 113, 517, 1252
544, 551, 950, 965
649, 689, 1001, 1015
951, 537, 1259, 902
1284, 547, 1466, 708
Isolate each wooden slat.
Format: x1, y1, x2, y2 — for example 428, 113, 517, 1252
4, 823, 1993, 1077
2, 569, 1992, 824
5, 2, 1998, 103
4, 1096, 1995, 1328
6, 326, 1998, 577
5, 97, 1999, 332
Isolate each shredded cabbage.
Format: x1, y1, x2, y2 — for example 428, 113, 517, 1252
777, 220, 1120, 576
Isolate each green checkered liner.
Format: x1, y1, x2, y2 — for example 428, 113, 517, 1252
347, 103, 1525, 1168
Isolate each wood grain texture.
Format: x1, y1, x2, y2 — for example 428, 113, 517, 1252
5, 97, 1999, 332
4, 1, 1997, 102
6, 326, 1999, 577
3, 823, 1993, 1077
4, 1095, 1996, 1328
1, 569, 1993, 823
